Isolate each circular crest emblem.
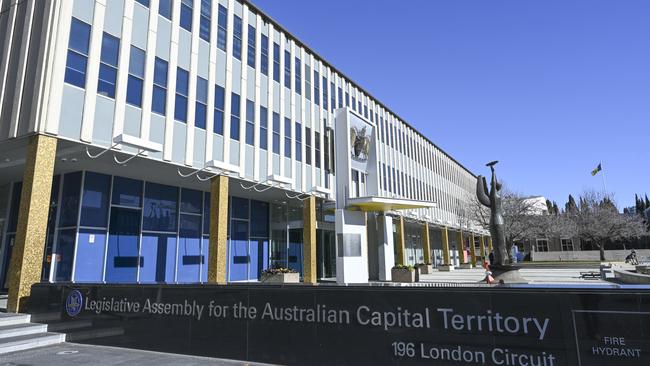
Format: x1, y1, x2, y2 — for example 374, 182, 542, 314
65, 290, 83, 317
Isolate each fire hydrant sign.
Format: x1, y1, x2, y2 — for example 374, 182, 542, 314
28, 284, 650, 366
572, 310, 649, 365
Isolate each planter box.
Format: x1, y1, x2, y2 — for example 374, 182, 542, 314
260, 272, 300, 284
391, 268, 416, 283
417, 264, 434, 274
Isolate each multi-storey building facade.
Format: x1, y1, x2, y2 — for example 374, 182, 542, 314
0, 0, 487, 310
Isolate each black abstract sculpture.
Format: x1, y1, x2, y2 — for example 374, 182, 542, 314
476, 161, 509, 266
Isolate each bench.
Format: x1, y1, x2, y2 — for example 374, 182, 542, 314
580, 271, 601, 280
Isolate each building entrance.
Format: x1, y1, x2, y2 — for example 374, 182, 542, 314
317, 229, 336, 279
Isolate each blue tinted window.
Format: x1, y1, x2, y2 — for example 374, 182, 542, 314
126, 76, 144, 106
272, 43, 280, 82
259, 106, 268, 150
112, 176, 143, 207
233, 15, 242, 60
247, 25, 256, 68
80, 172, 111, 228
245, 100, 254, 145
338, 86, 343, 108
284, 118, 291, 158
177, 214, 202, 282
250, 200, 269, 237
195, 77, 208, 129
100, 33, 119, 66
180, 0, 193, 31
126, 46, 146, 107
64, 18, 91, 88
135, 0, 149, 7
106, 207, 141, 283
272, 112, 280, 154
98, 64, 117, 98
181, 188, 202, 214
175, 67, 189, 122
152, 58, 168, 115
260, 35, 268, 76
143, 182, 178, 232
217, 5, 227, 51
313, 70, 320, 105
59, 172, 82, 227
305, 127, 312, 165
69, 18, 91, 54
153, 57, 168, 86
295, 57, 301, 95
203, 193, 210, 235
214, 85, 225, 135
284, 50, 291, 89
53, 229, 76, 281
230, 92, 240, 140
295, 122, 302, 162
199, 0, 211, 41
322, 76, 328, 110
6, 182, 22, 233
159, 0, 172, 19
231, 196, 249, 219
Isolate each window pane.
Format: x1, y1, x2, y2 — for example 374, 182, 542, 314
250, 200, 269, 237
181, 188, 202, 214
195, 103, 207, 129
112, 176, 143, 207
97, 64, 117, 98
100, 33, 120, 66
126, 75, 144, 107
154, 58, 168, 86
152, 86, 167, 115
106, 207, 141, 283
175, 95, 188, 122
176, 68, 189, 95
159, 0, 172, 19
180, 2, 193, 31
58, 172, 82, 227
231, 196, 249, 219
80, 172, 111, 228
64, 50, 88, 88
53, 229, 77, 281
128, 46, 146, 77
143, 182, 178, 232
69, 18, 91, 54
177, 214, 202, 282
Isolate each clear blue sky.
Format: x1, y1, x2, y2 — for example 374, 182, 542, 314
250, 0, 650, 209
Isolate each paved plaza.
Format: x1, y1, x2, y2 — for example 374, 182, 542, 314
419, 266, 612, 285
1, 343, 272, 366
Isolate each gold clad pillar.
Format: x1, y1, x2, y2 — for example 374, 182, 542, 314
396, 216, 406, 265
208, 175, 229, 284
7, 135, 57, 313
480, 236, 487, 262
439, 226, 454, 271
488, 237, 493, 253
422, 223, 431, 265
457, 231, 472, 268
469, 233, 477, 266
302, 196, 317, 284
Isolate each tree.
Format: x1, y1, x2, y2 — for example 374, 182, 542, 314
566, 194, 578, 214
645, 194, 650, 210
552, 201, 560, 215
546, 199, 554, 214
568, 191, 646, 260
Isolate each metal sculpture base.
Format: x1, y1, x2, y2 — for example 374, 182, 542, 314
484, 265, 528, 284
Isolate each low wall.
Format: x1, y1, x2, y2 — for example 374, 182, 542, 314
531, 249, 650, 262
28, 283, 650, 366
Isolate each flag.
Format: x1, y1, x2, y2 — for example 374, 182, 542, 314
591, 163, 602, 176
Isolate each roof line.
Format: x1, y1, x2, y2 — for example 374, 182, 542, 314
244, 0, 477, 178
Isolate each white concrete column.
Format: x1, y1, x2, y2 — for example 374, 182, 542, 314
378, 214, 395, 281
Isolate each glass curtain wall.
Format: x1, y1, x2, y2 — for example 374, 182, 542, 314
6, 170, 215, 284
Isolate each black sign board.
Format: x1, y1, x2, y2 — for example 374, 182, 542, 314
29, 284, 650, 365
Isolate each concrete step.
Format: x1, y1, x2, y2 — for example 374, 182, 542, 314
0, 332, 65, 354
0, 312, 30, 327
30, 311, 62, 323
0, 322, 47, 339
47, 319, 93, 332
65, 326, 125, 342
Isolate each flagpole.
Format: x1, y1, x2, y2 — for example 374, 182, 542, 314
601, 162, 608, 196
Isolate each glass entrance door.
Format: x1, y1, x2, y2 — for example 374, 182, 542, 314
317, 229, 336, 279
